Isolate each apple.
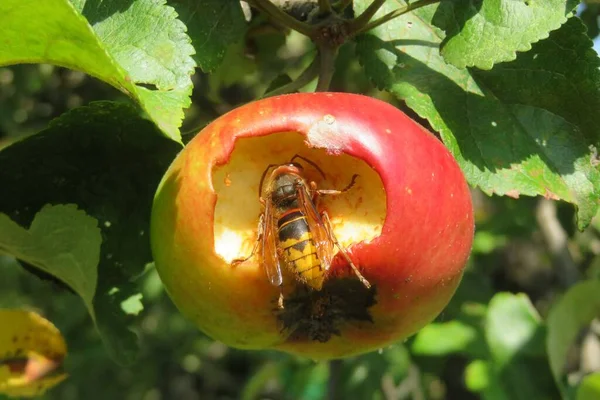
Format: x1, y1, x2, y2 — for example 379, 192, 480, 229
151, 92, 474, 359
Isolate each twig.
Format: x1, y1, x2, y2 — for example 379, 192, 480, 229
333, 0, 353, 12
347, 0, 386, 33
328, 359, 342, 400
249, 0, 315, 36
319, 0, 333, 14
262, 54, 321, 97
315, 45, 338, 91
395, 365, 425, 400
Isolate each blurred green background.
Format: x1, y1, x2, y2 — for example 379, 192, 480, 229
1, 3, 600, 400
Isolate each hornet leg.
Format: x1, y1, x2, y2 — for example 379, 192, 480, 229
231, 213, 264, 266
320, 211, 371, 289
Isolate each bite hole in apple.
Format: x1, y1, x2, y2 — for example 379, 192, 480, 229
212, 132, 387, 265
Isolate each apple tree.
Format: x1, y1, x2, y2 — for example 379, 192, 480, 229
0, 1, 599, 399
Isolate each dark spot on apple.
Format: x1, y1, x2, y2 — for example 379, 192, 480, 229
277, 278, 377, 343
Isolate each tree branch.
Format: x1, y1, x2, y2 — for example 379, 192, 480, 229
333, 0, 353, 12
346, 0, 386, 33
263, 54, 321, 97
249, 0, 316, 36
319, 0, 333, 14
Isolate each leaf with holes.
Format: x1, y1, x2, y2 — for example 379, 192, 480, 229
0, 205, 100, 316
0, 101, 181, 365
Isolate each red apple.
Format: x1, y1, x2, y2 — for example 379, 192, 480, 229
151, 92, 474, 359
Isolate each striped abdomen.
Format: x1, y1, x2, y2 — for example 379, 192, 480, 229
277, 209, 324, 290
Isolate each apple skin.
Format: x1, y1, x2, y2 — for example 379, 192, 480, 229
151, 92, 474, 359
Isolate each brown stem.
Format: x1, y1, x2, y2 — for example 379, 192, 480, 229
316, 45, 338, 91
318, 0, 333, 14
249, 0, 316, 36
263, 54, 321, 97
346, 0, 386, 33
333, 0, 353, 12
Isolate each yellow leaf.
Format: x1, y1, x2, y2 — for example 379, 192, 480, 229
0, 309, 67, 397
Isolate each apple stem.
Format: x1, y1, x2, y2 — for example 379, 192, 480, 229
316, 45, 338, 91
249, 0, 442, 95
350, 0, 442, 36
263, 54, 321, 97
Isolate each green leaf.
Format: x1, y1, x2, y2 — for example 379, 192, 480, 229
474, 17, 600, 158
281, 361, 329, 400
465, 360, 491, 393
547, 281, 600, 396
472, 231, 507, 254
434, 0, 579, 69
578, 373, 600, 400
0, 205, 100, 316
486, 293, 544, 367
484, 292, 559, 400
170, 0, 247, 72
411, 320, 485, 357
336, 345, 409, 399
0, 102, 181, 365
355, 2, 600, 229
241, 362, 282, 400
0, 0, 195, 141
465, 360, 511, 400
444, 271, 494, 318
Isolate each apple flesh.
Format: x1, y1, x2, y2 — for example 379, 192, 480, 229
151, 93, 474, 359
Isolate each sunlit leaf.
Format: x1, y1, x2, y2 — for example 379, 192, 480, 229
484, 293, 559, 399
0, 102, 181, 365
435, 0, 579, 69
355, 3, 600, 229
0, 0, 195, 141
465, 360, 489, 393
578, 373, 600, 400
412, 320, 485, 357
486, 293, 543, 366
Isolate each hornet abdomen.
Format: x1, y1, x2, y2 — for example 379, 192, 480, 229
277, 209, 324, 290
